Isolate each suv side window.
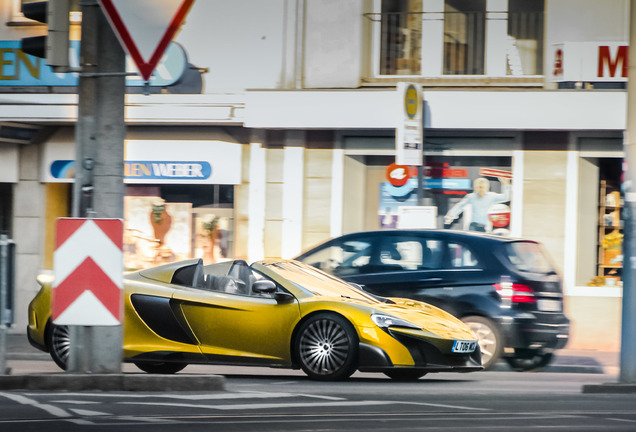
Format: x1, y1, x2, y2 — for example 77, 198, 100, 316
378, 237, 443, 271
446, 242, 481, 268
299, 239, 372, 276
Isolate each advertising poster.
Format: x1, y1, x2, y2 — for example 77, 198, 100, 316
193, 213, 232, 264
123, 197, 192, 270
379, 158, 512, 235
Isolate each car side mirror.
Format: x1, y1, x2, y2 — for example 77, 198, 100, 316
252, 280, 277, 294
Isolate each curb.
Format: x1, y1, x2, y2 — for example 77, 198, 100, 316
582, 383, 636, 394
0, 373, 226, 392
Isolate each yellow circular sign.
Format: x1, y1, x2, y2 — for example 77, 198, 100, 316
404, 84, 419, 119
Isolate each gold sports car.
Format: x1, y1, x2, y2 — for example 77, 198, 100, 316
28, 259, 482, 380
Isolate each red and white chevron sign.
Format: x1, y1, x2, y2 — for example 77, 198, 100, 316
52, 218, 123, 326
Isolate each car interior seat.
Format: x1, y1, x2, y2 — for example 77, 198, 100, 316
228, 260, 252, 295
171, 259, 205, 288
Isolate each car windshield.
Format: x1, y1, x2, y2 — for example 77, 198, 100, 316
504, 241, 556, 274
264, 260, 379, 302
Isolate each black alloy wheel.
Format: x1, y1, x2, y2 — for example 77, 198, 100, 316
47, 323, 70, 370
295, 313, 358, 381
133, 361, 187, 374
505, 351, 554, 371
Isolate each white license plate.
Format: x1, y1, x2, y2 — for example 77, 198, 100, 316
538, 299, 562, 312
452, 340, 477, 353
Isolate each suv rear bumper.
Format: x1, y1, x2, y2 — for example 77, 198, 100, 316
502, 317, 570, 351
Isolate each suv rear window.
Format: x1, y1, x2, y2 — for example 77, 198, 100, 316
504, 241, 556, 274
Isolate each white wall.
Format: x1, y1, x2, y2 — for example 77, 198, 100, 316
546, 0, 628, 43
303, 0, 365, 88
175, 0, 288, 92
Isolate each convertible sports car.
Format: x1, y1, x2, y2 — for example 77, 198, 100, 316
28, 258, 482, 380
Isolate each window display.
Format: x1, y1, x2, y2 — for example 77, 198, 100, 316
379, 157, 512, 234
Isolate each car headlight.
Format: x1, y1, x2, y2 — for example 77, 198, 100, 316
371, 314, 419, 329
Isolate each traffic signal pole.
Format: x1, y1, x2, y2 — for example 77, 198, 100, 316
69, 0, 126, 373
620, 0, 636, 384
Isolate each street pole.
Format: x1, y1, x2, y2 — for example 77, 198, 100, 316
620, 0, 636, 384
69, 0, 126, 373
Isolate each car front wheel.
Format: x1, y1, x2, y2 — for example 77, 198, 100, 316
47, 323, 70, 370
462, 316, 502, 370
295, 313, 358, 381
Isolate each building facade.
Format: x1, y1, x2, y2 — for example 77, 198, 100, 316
0, 0, 628, 350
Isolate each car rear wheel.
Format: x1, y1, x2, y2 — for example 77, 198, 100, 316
295, 313, 358, 381
384, 370, 427, 381
133, 361, 187, 374
505, 351, 554, 371
47, 323, 70, 370
461, 316, 502, 370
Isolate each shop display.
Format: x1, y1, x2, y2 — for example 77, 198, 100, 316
596, 180, 623, 284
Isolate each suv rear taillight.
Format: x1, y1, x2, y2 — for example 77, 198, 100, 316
494, 278, 536, 304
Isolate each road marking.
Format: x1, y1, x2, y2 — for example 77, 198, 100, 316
607, 418, 636, 423
28, 391, 345, 401
0, 392, 93, 425
398, 401, 492, 411
0, 392, 72, 417
69, 408, 109, 416
121, 400, 391, 410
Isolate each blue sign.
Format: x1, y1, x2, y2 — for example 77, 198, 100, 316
51, 160, 212, 181
0, 40, 186, 86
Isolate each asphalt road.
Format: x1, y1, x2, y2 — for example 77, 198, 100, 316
1, 333, 635, 431
0, 369, 635, 432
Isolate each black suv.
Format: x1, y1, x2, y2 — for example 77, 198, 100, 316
294, 230, 570, 371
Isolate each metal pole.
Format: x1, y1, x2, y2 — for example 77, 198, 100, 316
68, 0, 125, 374
620, 0, 636, 384
0, 235, 8, 375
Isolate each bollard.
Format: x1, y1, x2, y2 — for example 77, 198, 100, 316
0, 235, 15, 375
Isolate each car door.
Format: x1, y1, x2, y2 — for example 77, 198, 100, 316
173, 264, 300, 365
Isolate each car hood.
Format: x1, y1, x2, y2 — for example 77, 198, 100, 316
325, 295, 476, 341
374, 298, 476, 340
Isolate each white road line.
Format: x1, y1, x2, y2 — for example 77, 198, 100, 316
28, 391, 345, 401
607, 418, 636, 423
121, 400, 390, 410
69, 408, 109, 417
398, 401, 492, 411
0, 392, 73, 418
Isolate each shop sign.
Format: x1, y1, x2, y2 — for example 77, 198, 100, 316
0, 40, 186, 86
550, 42, 628, 82
395, 83, 423, 166
44, 140, 242, 185
50, 160, 212, 182
386, 163, 415, 187
125, 161, 211, 180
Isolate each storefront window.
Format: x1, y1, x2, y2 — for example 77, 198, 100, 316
0, 183, 11, 236
379, 156, 512, 235
124, 185, 234, 270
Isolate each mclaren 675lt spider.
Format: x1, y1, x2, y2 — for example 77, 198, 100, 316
28, 258, 482, 380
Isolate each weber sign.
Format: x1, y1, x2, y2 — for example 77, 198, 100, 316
551, 42, 628, 82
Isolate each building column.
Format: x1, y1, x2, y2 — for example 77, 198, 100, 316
281, 131, 305, 258
12, 144, 45, 332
